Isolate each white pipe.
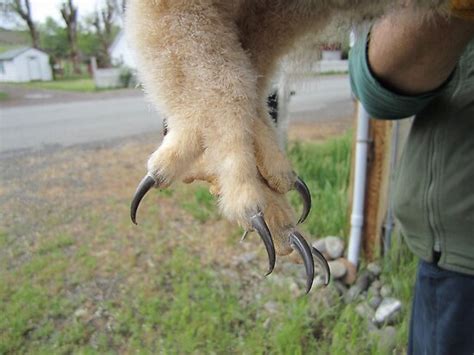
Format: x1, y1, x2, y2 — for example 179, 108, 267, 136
347, 102, 370, 267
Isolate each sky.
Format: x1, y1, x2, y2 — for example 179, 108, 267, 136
1, 0, 103, 29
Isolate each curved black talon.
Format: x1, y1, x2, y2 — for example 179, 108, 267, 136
294, 176, 311, 224
130, 174, 156, 225
312, 247, 330, 286
250, 212, 276, 276
289, 230, 315, 294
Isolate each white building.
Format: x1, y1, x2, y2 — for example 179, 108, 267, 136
0, 47, 53, 82
109, 31, 136, 69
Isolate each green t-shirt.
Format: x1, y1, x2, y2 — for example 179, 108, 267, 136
349, 31, 474, 275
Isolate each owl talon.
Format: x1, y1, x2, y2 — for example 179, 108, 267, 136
294, 176, 311, 224
250, 211, 276, 276
130, 174, 157, 225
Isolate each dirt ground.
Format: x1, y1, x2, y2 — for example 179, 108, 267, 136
0, 110, 354, 268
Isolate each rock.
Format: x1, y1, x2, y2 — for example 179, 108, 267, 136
367, 284, 381, 298
367, 284, 381, 305
355, 302, 375, 320
367, 262, 382, 277
74, 308, 87, 318
368, 295, 383, 309
371, 280, 382, 290
325, 236, 345, 259
333, 280, 348, 297
380, 285, 392, 298
367, 321, 378, 333
328, 259, 347, 279
374, 298, 402, 325
312, 238, 327, 254
356, 271, 372, 291
344, 271, 372, 303
373, 326, 397, 351
340, 258, 357, 285
264, 301, 279, 314
314, 274, 328, 288
345, 285, 361, 304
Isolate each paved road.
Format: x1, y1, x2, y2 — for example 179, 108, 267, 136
0, 75, 352, 153
288, 74, 353, 122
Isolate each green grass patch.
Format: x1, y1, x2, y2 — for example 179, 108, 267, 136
24, 78, 96, 92
289, 133, 352, 238
0, 91, 8, 101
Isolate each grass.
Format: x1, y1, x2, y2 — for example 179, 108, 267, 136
0, 133, 418, 353
289, 134, 352, 237
181, 185, 218, 223
0, 91, 8, 101
24, 78, 97, 92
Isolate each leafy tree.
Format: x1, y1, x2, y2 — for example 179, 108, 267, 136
39, 17, 68, 60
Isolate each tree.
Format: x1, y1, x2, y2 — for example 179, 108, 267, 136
92, 0, 118, 68
8, 0, 40, 48
114, 0, 126, 22
60, 0, 81, 74
39, 17, 68, 60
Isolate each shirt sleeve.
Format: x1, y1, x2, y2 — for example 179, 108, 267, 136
349, 29, 447, 120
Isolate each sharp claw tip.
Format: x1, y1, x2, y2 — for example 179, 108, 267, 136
250, 213, 276, 276
290, 231, 315, 294
130, 174, 156, 227
294, 176, 311, 225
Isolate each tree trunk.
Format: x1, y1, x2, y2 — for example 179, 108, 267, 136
92, 1, 116, 68
69, 25, 81, 74
26, 18, 40, 48
12, 0, 40, 49
61, 0, 81, 75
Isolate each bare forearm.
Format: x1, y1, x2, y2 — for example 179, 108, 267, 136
368, 10, 474, 95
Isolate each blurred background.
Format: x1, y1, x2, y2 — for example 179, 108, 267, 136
0, 1, 415, 353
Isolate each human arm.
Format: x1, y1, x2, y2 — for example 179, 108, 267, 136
368, 9, 474, 95
350, 7, 474, 119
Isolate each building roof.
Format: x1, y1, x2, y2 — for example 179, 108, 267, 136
0, 46, 47, 60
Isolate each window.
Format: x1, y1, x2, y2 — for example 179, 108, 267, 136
0, 61, 5, 74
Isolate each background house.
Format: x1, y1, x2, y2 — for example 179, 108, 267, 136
0, 47, 52, 82
109, 31, 136, 69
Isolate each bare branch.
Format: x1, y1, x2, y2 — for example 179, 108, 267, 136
9, 0, 40, 48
